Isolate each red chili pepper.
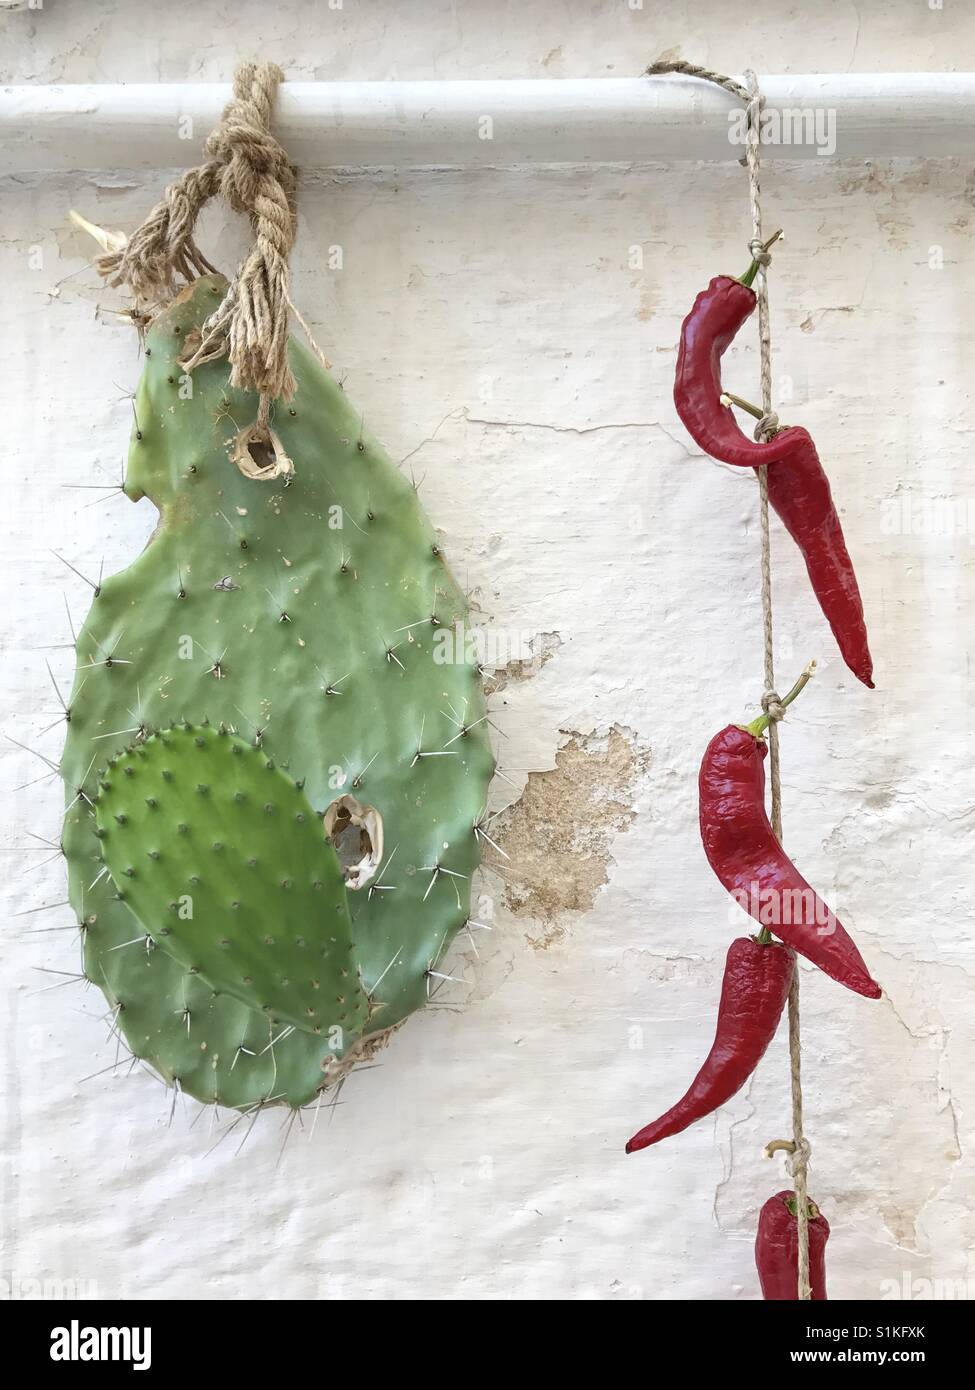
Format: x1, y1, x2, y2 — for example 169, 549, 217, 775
674, 273, 874, 689
626, 937, 794, 1153
674, 272, 806, 467
764, 430, 873, 688
755, 1189, 830, 1300
699, 721, 881, 999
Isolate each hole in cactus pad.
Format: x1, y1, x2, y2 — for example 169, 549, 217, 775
322, 794, 383, 891
230, 422, 294, 482
248, 438, 277, 471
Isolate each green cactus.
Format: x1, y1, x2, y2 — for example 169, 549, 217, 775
60, 274, 495, 1112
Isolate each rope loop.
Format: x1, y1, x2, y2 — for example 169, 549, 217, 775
97, 61, 297, 408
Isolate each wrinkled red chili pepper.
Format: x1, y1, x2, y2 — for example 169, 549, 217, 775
755, 1190, 830, 1300
626, 936, 794, 1153
699, 716, 881, 1000
674, 270, 806, 468
674, 270, 874, 689
763, 430, 873, 689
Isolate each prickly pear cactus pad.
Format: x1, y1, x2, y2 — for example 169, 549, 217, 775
60, 275, 495, 1111
94, 726, 368, 1038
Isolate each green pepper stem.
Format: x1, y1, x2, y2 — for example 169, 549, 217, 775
735, 229, 783, 287
741, 661, 817, 738
784, 1194, 821, 1221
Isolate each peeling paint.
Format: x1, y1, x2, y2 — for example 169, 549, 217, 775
482, 630, 562, 695
487, 724, 651, 947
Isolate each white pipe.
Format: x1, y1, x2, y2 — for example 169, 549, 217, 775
1, 75, 973, 174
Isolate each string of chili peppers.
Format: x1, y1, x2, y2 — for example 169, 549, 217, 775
627, 61, 880, 1302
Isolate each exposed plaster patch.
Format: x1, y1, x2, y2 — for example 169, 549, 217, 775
485, 724, 651, 947
613, 946, 708, 985
839, 165, 892, 197
482, 630, 562, 695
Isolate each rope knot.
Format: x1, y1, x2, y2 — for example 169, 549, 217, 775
753, 410, 779, 442
761, 689, 785, 723
98, 60, 297, 408
747, 237, 772, 269
786, 1136, 812, 1179
211, 130, 291, 200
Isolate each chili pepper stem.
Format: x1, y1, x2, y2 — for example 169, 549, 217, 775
784, 1195, 822, 1221
741, 660, 818, 739
736, 229, 783, 288
721, 386, 789, 438
720, 390, 765, 421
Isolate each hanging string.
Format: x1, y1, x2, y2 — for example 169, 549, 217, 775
645, 58, 812, 1300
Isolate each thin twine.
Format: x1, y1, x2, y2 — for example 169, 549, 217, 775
97, 61, 300, 426
646, 58, 812, 1300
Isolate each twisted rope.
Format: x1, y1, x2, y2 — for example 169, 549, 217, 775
646, 58, 812, 1301
97, 61, 298, 415
644, 58, 751, 104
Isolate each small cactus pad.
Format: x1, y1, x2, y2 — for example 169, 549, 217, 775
60, 274, 495, 1110
94, 725, 367, 1040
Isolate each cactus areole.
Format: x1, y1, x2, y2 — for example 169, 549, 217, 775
60, 275, 495, 1111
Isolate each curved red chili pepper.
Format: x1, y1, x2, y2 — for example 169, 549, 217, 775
674, 275, 874, 688
755, 1190, 830, 1300
699, 724, 881, 999
626, 937, 794, 1153
674, 275, 805, 467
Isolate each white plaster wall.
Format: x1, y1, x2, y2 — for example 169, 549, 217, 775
2, 1, 973, 1301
